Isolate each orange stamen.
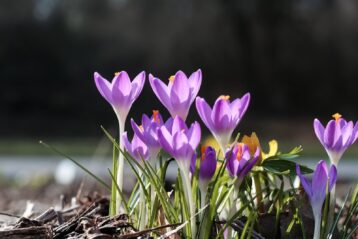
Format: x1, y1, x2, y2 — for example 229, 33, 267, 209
201, 146, 207, 161
219, 95, 230, 101
152, 110, 161, 124
236, 143, 244, 161
114, 72, 121, 76
332, 113, 342, 122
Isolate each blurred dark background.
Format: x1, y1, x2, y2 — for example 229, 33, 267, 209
0, 0, 357, 155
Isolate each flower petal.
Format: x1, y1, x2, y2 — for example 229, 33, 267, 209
131, 118, 145, 142
187, 122, 201, 150
238, 93, 251, 119
130, 71, 145, 102
211, 98, 230, 133
172, 116, 188, 134
328, 165, 337, 191
94, 72, 113, 104
188, 69, 202, 104
311, 160, 328, 205
196, 97, 214, 132
173, 131, 190, 159
157, 126, 174, 155
113, 71, 131, 96
149, 74, 173, 112
324, 120, 336, 148
296, 164, 313, 198
313, 119, 325, 146
122, 132, 133, 155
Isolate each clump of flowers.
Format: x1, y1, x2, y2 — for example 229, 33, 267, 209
87, 69, 358, 238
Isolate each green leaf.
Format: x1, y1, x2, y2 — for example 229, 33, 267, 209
262, 159, 313, 176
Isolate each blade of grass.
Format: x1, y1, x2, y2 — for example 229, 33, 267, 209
327, 188, 351, 238
110, 143, 118, 216
39, 141, 110, 190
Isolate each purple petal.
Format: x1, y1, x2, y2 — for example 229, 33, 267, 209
328, 165, 337, 191
113, 71, 131, 96
131, 119, 146, 142
311, 160, 328, 204
353, 121, 358, 140
94, 72, 113, 104
187, 122, 201, 150
172, 116, 188, 134
237, 93, 251, 119
141, 114, 152, 129
149, 74, 172, 112
188, 69, 202, 104
130, 71, 145, 102
226, 147, 239, 177
171, 71, 190, 102
199, 146, 217, 179
211, 98, 231, 133
313, 119, 325, 146
237, 154, 258, 181
190, 153, 197, 174
296, 164, 312, 198
195, 97, 214, 132
341, 121, 353, 147
173, 131, 190, 159
122, 132, 133, 156
157, 126, 174, 155
324, 120, 336, 148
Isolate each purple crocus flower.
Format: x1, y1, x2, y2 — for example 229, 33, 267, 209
296, 160, 337, 239
158, 116, 201, 235
149, 69, 202, 120
314, 113, 358, 166
196, 94, 250, 154
94, 71, 145, 125
130, 110, 168, 160
122, 132, 150, 161
157, 116, 201, 168
94, 70, 145, 214
226, 143, 260, 186
190, 146, 217, 181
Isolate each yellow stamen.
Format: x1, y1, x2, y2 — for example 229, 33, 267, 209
139, 125, 144, 132
219, 95, 230, 101
236, 143, 244, 161
114, 72, 121, 76
332, 113, 342, 122
152, 110, 161, 124
169, 75, 175, 82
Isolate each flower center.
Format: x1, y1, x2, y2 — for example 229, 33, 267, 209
219, 95, 230, 101
114, 72, 121, 76
169, 75, 175, 82
236, 143, 244, 161
152, 110, 161, 124
332, 113, 342, 123
201, 146, 207, 161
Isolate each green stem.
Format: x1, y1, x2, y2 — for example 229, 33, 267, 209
253, 174, 263, 213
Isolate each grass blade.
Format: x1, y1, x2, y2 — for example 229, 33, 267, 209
40, 141, 110, 190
